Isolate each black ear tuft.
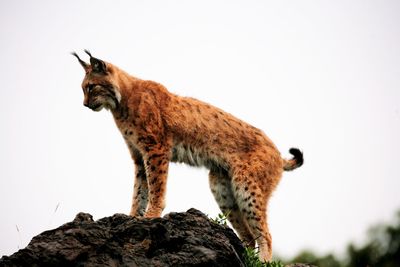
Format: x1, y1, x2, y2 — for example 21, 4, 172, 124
71, 51, 89, 70
84, 50, 106, 74
84, 49, 92, 58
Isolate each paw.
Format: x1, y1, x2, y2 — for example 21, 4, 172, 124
129, 213, 143, 218
144, 208, 163, 218
129, 208, 145, 217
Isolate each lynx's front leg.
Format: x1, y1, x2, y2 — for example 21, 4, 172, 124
142, 146, 170, 218
129, 155, 148, 217
130, 147, 169, 218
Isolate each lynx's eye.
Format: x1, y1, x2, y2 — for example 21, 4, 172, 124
86, 84, 95, 93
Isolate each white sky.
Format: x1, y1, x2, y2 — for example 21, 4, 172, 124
1, 0, 399, 259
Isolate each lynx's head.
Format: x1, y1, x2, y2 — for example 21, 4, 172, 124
72, 50, 121, 112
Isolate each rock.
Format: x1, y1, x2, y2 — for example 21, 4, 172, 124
286, 264, 317, 267
0, 209, 245, 267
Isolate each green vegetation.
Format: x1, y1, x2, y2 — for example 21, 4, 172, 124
243, 247, 284, 267
286, 210, 400, 267
210, 212, 229, 226
210, 212, 284, 267
211, 210, 400, 266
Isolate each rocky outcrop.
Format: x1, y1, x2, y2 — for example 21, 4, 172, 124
0, 209, 245, 267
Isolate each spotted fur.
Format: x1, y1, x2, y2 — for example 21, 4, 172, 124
73, 51, 303, 262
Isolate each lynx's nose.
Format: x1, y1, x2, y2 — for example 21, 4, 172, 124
83, 99, 89, 107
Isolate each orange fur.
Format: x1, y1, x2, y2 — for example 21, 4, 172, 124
73, 51, 303, 261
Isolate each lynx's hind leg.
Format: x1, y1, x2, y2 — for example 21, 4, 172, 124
209, 166, 256, 247
231, 167, 274, 262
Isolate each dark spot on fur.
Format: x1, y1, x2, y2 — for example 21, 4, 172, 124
223, 119, 231, 127
148, 153, 164, 160
213, 139, 221, 145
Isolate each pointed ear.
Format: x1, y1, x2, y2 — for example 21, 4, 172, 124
90, 57, 107, 73
84, 50, 107, 74
71, 52, 89, 71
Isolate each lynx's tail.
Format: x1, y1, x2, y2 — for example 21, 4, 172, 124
283, 148, 304, 171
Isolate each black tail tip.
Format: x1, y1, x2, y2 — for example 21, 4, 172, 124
289, 148, 304, 167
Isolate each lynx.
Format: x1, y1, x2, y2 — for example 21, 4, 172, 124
72, 51, 303, 261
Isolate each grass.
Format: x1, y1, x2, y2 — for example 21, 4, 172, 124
243, 247, 284, 267
210, 212, 229, 226
210, 213, 284, 267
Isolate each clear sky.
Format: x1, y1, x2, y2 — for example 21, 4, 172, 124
1, 0, 399, 259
